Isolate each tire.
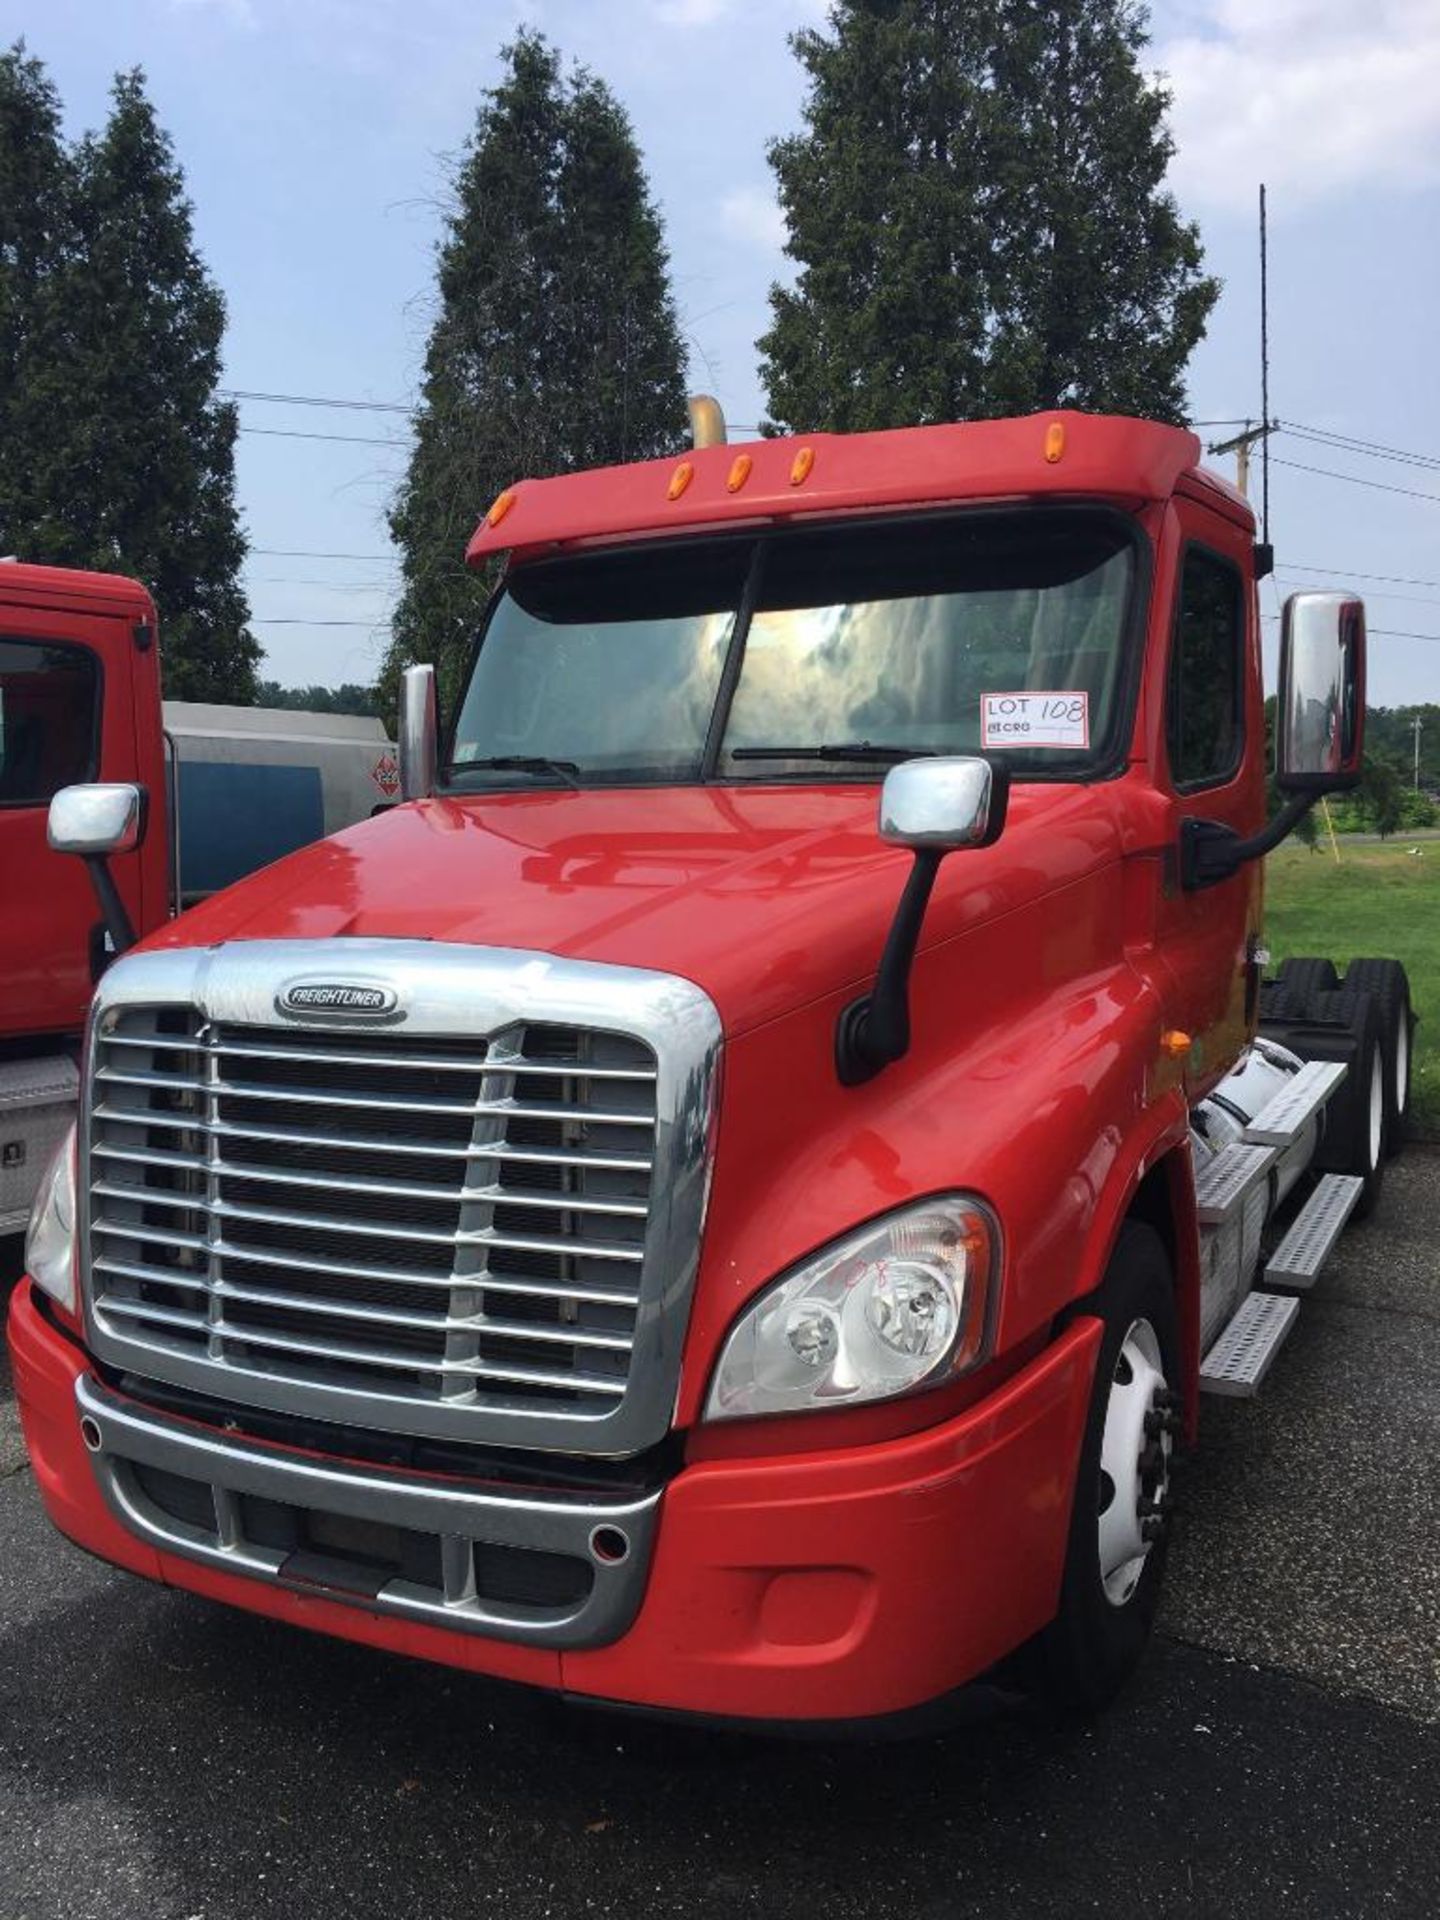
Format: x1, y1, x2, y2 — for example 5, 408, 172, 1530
1023, 1223, 1181, 1712
1306, 986, 1387, 1215
1259, 981, 1310, 1026
1344, 959, 1414, 1156
1278, 956, 1341, 1000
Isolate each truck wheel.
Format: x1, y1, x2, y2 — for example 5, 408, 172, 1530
1307, 987, 1387, 1215
1259, 980, 1308, 1026
1343, 959, 1413, 1155
1025, 1223, 1181, 1712
1278, 956, 1340, 1000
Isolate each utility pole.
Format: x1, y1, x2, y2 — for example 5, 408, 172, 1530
1413, 714, 1423, 791
1209, 419, 1273, 499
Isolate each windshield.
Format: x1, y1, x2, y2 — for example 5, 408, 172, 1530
444, 510, 1139, 789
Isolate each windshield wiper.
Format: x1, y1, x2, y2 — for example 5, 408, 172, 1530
449, 754, 582, 789
729, 743, 940, 764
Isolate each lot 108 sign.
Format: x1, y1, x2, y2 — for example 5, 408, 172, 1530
981, 692, 1089, 750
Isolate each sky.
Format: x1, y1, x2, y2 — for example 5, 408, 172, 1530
6, 0, 1440, 705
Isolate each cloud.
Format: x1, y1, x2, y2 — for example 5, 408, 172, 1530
719, 184, 787, 253
651, 0, 732, 25
169, 0, 258, 24
1158, 0, 1440, 212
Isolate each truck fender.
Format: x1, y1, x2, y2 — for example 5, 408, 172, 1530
1064, 1091, 1201, 1441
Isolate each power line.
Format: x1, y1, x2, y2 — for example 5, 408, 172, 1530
1278, 562, 1440, 591
249, 546, 396, 561
1261, 616, 1440, 642
1270, 456, 1440, 506
224, 386, 411, 416
240, 424, 410, 449
1277, 576, 1440, 610
1280, 420, 1440, 474
251, 617, 386, 628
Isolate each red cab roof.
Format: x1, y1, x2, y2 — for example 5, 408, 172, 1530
0, 559, 154, 617
467, 409, 1224, 567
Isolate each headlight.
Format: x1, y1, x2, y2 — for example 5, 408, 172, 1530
25, 1122, 78, 1314
703, 1195, 997, 1422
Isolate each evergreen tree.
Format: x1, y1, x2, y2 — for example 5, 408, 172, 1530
383, 33, 687, 709
0, 44, 69, 549
255, 680, 383, 718
4, 67, 256, 700
760, 0, 1218, 433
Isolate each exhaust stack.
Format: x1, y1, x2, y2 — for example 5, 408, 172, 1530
687, 394, 728, 449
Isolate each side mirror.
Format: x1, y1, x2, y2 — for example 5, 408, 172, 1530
399, 663, 438, 801
47, 782, 144, 957
1276, 592, 1365, 793
837, 756, 1010, 1085
47, 782, 143, 856
879, 755, 1008, 851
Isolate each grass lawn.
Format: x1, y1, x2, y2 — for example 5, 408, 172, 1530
1264, 838, 1440, 1136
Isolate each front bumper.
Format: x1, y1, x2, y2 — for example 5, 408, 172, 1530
9, 1279, 1100, 1723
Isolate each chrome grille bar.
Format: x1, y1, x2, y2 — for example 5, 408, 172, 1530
93, 1298, 631, 1394
93, 1145, 650, 1218
92, 1106, 654, 1172
93, 1184, 648, 1262
95, 1066, 655, 1126
102, 1031, 658, 1081
94, 1245, 641, 1307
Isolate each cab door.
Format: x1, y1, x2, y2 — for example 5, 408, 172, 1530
1155, 499, 1266, 1101
0, 605, 146, 1038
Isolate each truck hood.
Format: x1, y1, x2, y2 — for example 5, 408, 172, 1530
151, 782, 1121, 1036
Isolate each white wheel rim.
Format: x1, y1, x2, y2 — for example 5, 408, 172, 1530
1368, 1049, 1384, 1170
1395, 1017, 1410, 1111
1097, 1318, 1170, 1607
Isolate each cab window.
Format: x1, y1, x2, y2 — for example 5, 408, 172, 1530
1166, 548, 1245, 789
0, 639, 101, 806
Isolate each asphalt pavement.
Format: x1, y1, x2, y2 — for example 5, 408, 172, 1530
3, 1156, 1438, 1919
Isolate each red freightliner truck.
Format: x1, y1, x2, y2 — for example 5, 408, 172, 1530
7, 409, 1414, 1724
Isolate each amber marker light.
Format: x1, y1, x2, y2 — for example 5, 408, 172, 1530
790, 446, 815, 486
726, 453, 753, 494
486, 488, 517, 527
1160, 1030, 1193, 1059
1043, 422, 1066, 464
667, 460, 694, 501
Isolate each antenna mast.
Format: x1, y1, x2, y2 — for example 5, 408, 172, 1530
1260, 181, 1270, 549
1207, 183, 1274, 575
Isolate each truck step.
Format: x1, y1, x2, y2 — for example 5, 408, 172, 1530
1265, 1173, 1365, 1290
1194, 1140, 1275, 1224
1241, 1058, 1347, 1146
1199, 1291, 1300, 1397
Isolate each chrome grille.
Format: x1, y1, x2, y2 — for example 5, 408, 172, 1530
88, 1010, 659, 1419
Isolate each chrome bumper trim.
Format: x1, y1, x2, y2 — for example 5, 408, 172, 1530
76, 1375, 660, 1649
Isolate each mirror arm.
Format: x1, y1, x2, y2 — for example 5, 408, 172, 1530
1180, 793, 1319, 891
835, 848, 944, 1086
82, 853, 137, 956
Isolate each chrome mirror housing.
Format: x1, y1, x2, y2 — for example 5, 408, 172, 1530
399, 663, 438, 801
879, 756, 1008, 851
47, 783, 144, 856
838, 756, 1010, 1085
1277, 592, 1365, 793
